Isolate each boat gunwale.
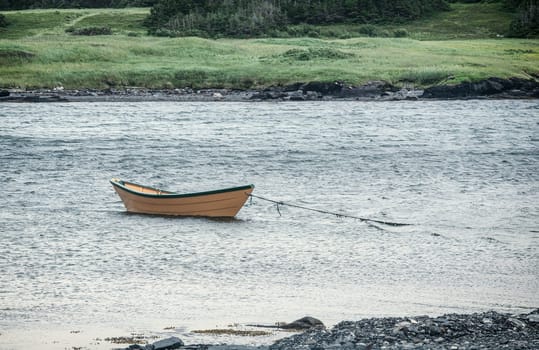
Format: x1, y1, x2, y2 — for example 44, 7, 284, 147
110, 179, 254, 199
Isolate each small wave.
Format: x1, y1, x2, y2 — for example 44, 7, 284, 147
480, 236, 504, 244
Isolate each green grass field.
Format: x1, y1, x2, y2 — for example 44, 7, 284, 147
0, 5, 537, 89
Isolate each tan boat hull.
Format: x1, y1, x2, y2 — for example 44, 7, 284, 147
111, 179, 253, 217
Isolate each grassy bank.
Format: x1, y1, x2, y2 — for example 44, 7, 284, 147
0, 5, 538, 90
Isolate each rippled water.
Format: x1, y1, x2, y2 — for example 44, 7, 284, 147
0, 100, 538, 349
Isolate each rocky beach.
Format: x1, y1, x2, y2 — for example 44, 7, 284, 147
116, 310, 539, 350
1, 77, 538, 103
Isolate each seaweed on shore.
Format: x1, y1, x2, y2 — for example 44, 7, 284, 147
192, 329, 272, 336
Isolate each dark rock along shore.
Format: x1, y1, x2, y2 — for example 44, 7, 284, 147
125, 310, 538, 350
269, 310, 539, 350
1, 77, 538, 103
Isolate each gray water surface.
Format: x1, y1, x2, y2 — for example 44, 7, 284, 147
0, 100, 538, 348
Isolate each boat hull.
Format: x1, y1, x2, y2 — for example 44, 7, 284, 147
111, 179, 253, 217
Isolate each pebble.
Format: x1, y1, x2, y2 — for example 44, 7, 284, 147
121, 310, 539, 350
269, 310, 539, 350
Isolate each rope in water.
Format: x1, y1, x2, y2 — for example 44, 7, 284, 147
248, 193, 411, 227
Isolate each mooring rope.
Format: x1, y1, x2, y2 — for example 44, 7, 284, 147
248, 193, 411, 227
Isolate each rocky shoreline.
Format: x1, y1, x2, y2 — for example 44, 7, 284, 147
120, 310, 538, 350
1, 77, 538, 103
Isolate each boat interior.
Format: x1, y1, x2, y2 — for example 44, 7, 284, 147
113, 179, 174, 195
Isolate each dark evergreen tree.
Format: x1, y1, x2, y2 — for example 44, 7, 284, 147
0, 13, 7, 27
145, 0, 451, 37
0, 0, 10, 11
508, 0, 538, 37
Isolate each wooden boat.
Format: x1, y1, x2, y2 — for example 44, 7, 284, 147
110, 178, 254, 217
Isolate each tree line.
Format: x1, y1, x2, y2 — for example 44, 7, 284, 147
0, 0, 536, 38
145, 0, 451, 37
145, 0, 537, 38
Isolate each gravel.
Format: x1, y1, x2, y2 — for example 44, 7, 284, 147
269, 310, 539, 350
125, 310, 538, 350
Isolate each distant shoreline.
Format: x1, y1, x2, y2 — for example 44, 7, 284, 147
1, 77, 538, 103
2, 5, 538, 96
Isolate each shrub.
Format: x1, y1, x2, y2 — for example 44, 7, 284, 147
153, 28, 176, 37
278, 48, 354, 61
285, 24, 320, 37
307, 30, 320, 38
358, 24, 378, 37
393, 28, 409, 37
67, 26, 112, 36
378, 30, 391, 37
267, 29, 290, 38
0, 14, 7, 27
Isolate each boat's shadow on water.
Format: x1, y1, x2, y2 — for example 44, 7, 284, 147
117, 211, 245, 223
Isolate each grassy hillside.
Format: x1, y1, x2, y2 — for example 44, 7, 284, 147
0, 4, 537, 90
0, 3, 515, 40
0, 8, 148, 39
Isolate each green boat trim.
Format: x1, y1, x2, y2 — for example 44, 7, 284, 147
110, 178, 254, 199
